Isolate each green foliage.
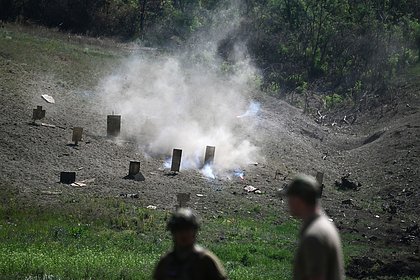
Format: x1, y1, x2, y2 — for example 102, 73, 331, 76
246, 0, 420, 99
324, 93, 344, 109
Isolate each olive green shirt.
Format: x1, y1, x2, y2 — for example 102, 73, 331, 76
153, 245, 227, 280
293, 213, 345, 280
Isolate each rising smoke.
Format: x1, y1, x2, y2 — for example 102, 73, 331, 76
99, 1, 262, 178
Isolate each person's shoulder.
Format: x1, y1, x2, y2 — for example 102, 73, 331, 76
194, 245, 227, 279
194, 246, 224, 266
314, 214, 338, 229
306, 215, 340, 242
194, 245, 219, 260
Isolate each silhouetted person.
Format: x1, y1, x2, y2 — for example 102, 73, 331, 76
286, 174, 345, 280
153, 208, 227, 280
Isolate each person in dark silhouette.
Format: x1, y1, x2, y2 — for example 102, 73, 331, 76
153, 208, 227, 280
286, 174, 345, 280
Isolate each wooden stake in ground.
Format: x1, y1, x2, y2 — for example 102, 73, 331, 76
72, 127, 83, 145
171, 149, 182, 172
204, 146, 216, 166
107, 115, 121, 137
32, 106, 45, 122
316, 171, 324, 196
60, 172, 76, 184
124, 161, 145, 181
129, 161, 141, 176
176, 193, 191, 209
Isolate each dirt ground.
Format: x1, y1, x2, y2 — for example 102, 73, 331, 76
0, 24, 419, 279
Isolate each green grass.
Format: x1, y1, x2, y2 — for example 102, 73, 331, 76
0, 198, 300, 280
0, 26, 120, 90
2, 197, 414, 280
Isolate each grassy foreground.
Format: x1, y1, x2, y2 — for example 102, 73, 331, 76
0, 197, 300, 280
0, 195, 400, 280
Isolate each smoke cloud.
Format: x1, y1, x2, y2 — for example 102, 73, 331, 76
99, 2, 262, 178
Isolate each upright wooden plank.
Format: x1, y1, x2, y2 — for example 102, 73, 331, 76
204, 146, 215, 166
107, 115, 121, 137
171, 149, 182, 172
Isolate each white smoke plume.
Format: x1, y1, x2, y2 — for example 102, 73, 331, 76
99, 2, 262, 177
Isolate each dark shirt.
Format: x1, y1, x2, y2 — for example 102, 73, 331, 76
153, 245, 227, 280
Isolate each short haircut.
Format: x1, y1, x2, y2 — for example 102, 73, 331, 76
166, 208, 200, 233
286, 174, 321, 206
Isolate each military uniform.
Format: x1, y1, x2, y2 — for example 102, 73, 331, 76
293, 213, 345, 280
153, 245, 227, 280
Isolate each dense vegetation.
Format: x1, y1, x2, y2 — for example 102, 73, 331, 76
1, 0, 420, 106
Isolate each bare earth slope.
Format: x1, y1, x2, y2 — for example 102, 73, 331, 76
0, 25, 419, 278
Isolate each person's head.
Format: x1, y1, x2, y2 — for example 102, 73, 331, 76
167, 208, 200, 249
286, 174, 321, 219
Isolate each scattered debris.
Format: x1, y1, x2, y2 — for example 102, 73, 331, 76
335, 174, 361, 190
383, 203, 398, 214
119, 193, 139, 198
41, 191, 62, 195
316, 110, 326, 124
146, 205, 157, 210
41, 94, 55, 104
40, 123, 56, 128
275, 185, 287, 198
343, 115, 350, 125
342, 199, 353, 205
401, 223, 420, 244
233, 169, 245, 179
70, 182, 86, 187
347, 256, 420, 279
196, 194, 204, 197
70, 178, 95, 187
244, 185, 258, 193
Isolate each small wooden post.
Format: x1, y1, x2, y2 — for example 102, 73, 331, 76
171, 149, 182, 172
129, 161, 141, 176
32, 106, 46, 122
176, 193, 191, 209
316, 172, 324, 196
107, 115, 121, 137
204, 146, 215, 166
60, 172, 76, 184
72, 127, 83, 145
